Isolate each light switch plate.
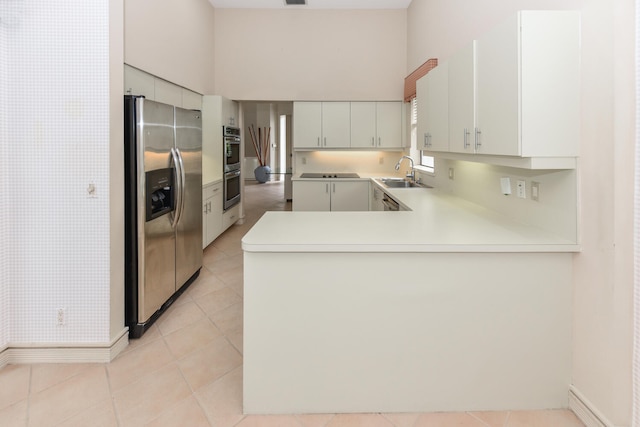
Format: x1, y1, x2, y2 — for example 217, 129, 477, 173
500, 177, 511, 195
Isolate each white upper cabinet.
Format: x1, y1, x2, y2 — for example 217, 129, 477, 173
448, 42, 475, 154
294, 101, 402, 150
417, 62, 449, 152
475, 11, 580, 157
375, 102, 402, 148
293, 102, 323, 148
293, 102, 350, 149
351, 102, 402, 149
350, 102, 377, 148
322, 102, 351, 148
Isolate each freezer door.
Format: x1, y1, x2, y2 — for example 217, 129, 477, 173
138, 99, 177, 322
174, 107, 203, 289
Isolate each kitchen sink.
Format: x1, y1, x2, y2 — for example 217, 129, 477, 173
383, 180, 419, 188
377, 178, 427, 188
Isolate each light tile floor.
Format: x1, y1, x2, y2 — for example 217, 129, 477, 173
0, 180, 585, 426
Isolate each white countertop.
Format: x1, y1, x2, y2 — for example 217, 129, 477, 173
242, 178, 580, 253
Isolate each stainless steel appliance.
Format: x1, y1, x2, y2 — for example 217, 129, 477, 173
223, 126, 241, 210
223, 126, 241, 172
124, 95, 203, 338
382, 193, 400, 211
224, 169, 241, 210
299, 172, 360, 179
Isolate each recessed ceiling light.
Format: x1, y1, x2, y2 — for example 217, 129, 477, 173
285, 0, 306, 5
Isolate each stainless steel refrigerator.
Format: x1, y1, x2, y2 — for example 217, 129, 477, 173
124, 95, 202, 338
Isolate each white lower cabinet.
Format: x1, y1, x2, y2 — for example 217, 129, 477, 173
203, 182, 223, 249
293, 180, 369, 212
370, 185, 385, 211
222, 203, 241, 230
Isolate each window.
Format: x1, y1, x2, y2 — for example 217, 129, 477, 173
411, 98, 434, 173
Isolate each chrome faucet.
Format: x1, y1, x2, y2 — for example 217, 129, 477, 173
395, 155, 415, 182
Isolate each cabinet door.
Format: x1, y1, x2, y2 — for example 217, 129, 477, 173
350, 102, 377, 148
293, 102, 323, 149
322, 102, 351, 148
376, 102, 402, 148
203, 199, 209, 249
370, 186, 384, 211
476, 15, 519, 156
124, 65, 155, 99
293, 181, 331, 211
331, 181, 369, 212
202, 183, 223, 248
418, 65, 449, 152
448, 42, 476, 154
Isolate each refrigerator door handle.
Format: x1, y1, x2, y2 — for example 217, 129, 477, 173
170, 147, 184, 228
176, 148, 186, 224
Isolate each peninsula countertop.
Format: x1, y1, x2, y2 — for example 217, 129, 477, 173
241, 178, 580, 253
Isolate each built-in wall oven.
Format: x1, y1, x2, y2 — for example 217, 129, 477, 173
224, 169, 241, 210
223, 126, 241, 210
223, 126, 241, 172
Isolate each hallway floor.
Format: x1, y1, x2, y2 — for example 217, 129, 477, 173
0, 180, 585, 426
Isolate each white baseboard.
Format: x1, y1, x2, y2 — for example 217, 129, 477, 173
0, 328, 128, 368
569, 385, 613, 427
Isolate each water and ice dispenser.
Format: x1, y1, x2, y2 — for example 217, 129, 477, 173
145, 168, 174, 221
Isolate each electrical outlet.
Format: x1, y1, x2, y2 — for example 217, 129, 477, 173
531, 181, 540, 201
448, 168, 454, 180
57, 308, 66, 326
87, 182, 96, 198
516, 180, 526, 199
301, 157, 306, 165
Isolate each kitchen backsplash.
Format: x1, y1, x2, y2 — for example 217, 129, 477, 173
293, 150, 409, 176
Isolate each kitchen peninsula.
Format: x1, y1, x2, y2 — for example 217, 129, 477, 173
242, 179, 579, 414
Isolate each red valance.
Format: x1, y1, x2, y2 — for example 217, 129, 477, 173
404, 58, 438, 102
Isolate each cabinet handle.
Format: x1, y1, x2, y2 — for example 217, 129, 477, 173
208, 202, 212, 213
475, 128, 482, 149
378, 137, 381, 146
317, 137, 320, 147
332, 183, 336, 193
424, 133, 432, 148
326, 183, 329, 193
464, 128, 470, 149
371, 137, 375, 147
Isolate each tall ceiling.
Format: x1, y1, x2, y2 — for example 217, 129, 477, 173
208, 0, 411, 9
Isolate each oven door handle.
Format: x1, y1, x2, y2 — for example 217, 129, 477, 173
226, 170, 241, 178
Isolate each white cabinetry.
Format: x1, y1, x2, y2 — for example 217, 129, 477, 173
293, 180, 369, 211
448, 42, 475, 154
223, 204, 241, 229
351, 102, 402, 149
448, 11, 579, 158
203, 182, 223, 249
293, 102, 350, 149
476, 11, 579, 157
370, 185, 384, 211
202, 95, 239, 184
417, 63, 449, 152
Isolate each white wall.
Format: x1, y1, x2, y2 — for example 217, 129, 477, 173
0, 0, 9, 350
213, 9, 407, 101
110, 0, 125, 343
124, 0, 216, 95
1, 0, 114, 346
407, 0, 634, 425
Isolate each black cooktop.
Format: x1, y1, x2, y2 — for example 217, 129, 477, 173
300, 172, 360, 179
